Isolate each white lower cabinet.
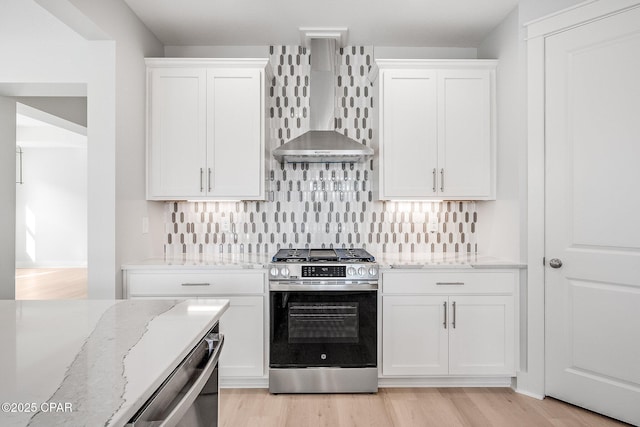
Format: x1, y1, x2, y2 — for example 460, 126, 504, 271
123, 270, 266, 381
216, 295, 264, 378
383, 296, 448, 375
381, 270, 517, 378
447, 295, 515, 375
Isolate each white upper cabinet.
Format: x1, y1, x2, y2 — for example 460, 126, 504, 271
374, 60, 497, 200
146, 59, 268, 200
206, 68, 263, 198
380, 69, 438, 197
148, 67, 207, 198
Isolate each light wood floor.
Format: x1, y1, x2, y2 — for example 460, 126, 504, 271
15, 268, 87, 299
220, 388, 630, 427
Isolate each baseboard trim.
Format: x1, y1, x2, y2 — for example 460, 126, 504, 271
15, 263, 88, 269
221, 377, 269, 388
221, 376, 515, 389
378, 376, 513, 388
514, 388, 545, 400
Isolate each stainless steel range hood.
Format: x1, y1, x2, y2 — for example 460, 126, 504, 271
272, 37, 373, 164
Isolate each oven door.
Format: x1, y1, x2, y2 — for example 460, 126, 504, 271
269, 283, 377, 368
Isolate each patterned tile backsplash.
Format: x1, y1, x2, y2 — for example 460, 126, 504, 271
163, 45, 478, 257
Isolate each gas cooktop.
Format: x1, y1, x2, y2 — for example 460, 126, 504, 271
272, 248, 376, 263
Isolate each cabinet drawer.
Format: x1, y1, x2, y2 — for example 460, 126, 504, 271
127, 271, 265, 297
382, 270, 515, 294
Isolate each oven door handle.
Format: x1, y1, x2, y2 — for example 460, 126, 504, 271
269, 283, 378, 291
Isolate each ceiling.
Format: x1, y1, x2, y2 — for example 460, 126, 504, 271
17, 114, 87, 148
123, 0, 518, 47
16, 103, 87, 148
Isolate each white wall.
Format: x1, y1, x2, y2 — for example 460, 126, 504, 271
15, 145, 87, 268
374, 46, 477, 59
0, 97, 17, 299
0, 0, 90, 300
519, 0, 584, 25
165, 44, 478, 59
1, 0, 161, 299
60, 0, 164, 298
473, 0, 586, 399
517, 0, 585, 400
477, 8, 521, 260
165, 45, 270, 57
0, 0, 89, 86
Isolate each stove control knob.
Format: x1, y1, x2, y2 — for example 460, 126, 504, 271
368, 267, 378, 277
280, 267, 290, 277
347, 267, 356, 276
270, 267, 279, 277
358, 267, 366, 276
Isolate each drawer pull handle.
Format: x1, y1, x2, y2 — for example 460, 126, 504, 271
181, 283, 211, 287
436, 282, 464, 286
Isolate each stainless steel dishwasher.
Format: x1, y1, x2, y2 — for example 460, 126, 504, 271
126, 325, 224, 427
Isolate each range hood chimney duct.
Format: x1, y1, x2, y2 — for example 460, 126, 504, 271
309, 38, 336, 132
272, 31, 373, 164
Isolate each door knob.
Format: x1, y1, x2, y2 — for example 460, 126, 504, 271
549, 258, 563, 269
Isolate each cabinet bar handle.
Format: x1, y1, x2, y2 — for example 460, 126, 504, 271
436, 282, 464, 286
200, 168, 204, 192
440, 168, 444, 192
432, 168, 436, 193
208, 168, 212, 192
452, 301, 456, 329
181, 282, 211, 287
443, 301, 447, 329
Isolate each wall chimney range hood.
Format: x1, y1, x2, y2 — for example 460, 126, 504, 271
272, 28, 373, 164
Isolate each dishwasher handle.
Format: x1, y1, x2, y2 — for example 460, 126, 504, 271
161, 333, 224, 427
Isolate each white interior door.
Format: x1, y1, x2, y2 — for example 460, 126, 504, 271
545, 7, 640, 425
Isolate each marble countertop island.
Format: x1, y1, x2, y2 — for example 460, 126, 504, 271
0, 298, 229, 427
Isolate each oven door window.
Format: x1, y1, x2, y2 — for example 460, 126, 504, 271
270, 290, 376, 368
288, 302, 359, 344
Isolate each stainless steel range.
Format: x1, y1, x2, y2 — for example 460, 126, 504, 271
268, 248, 378, 394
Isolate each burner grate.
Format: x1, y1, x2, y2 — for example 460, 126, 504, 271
272, 248, 375, 263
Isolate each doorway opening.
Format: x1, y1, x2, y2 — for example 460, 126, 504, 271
15, 101, 87, 299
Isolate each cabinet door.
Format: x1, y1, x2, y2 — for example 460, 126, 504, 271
206, 69, 263, 199
148, 68, 207, 199
218, 295, 264, 378
437, 70, 492, 198
448, 295, 514, 375
382, 295, 448, 375
380, 70, 438, 199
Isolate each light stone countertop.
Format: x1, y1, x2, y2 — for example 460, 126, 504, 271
122, 251, 525, 270
121, 252, 272, 270
0, 298, 229, 427
375, 252, 526, 269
